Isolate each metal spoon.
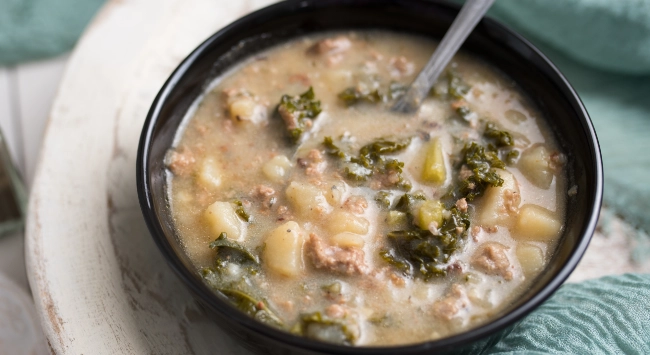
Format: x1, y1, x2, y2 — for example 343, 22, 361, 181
392, 0, 495, 114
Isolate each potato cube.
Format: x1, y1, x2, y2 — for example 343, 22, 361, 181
196, 157, 222, 190
263, 221, 304, 277
514, 204, 562, 241
416, 200, 445, 229
229, 97, 256, 120
516, 244, 545, 277
262, 155, 293, 183
328, 211, 369, 235
285, 181, 332, 218
518, 145, 553, 189
204, 201, 246, 241
330, 232, 365, 248
422, 137, 446, 184
324, 181, 347, 206
478, 169, 520, 228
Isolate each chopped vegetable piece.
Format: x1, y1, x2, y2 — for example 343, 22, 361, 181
447, 69, 470, 99
422, 137, 446, 184
394, 193, 426, 213
209, 232, 259, 270
322, 136, 412, 189
456, 106, 472, 121
417, 200, 445, 230
294, 312, 357, 345
219, 288, 284, 328
337, 82, 407, 106
277, 87, 322, 143
233, 200, 252, 222
383, 207, 470, 280
505, 149, 520, 165
484, 122, 514, 148
386, 210, 408, 227
457, 142, 505, 201
375, 191, 392, 209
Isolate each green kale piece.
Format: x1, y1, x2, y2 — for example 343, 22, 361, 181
232, 200, 252, 222
382, 207, 470, 280
456, 105, 472, 121
293, 312, 357, 345
458, 142, 505, 201
338, 87, 383, 106
277, 87, 322, 144
322, 136, 412, 189
447, 69, 470, 99
209, 233, 259, 270
393, 192, 426, 213
338, 82, 407, 106
218, 288, 284, 328
505, 149, 520, 165
374, 191, 392, 209
484, 122, 514, 148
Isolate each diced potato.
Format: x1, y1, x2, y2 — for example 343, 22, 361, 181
516, 244, 545, 277
263, 221, 304, 277
229, 97, 256, 121
262, 155, 293, 183
324, 181, 347, 206
514, 204, 562, 241
330, 232, 365, 248
285, 181, 332, 218
519, 145, 553, 189
328, 211, 369, 235
478, 169, 520, 228
204, 201, 245, 241
386, 211, 408, 227
416, 200, 445, 229
196, 157, 222, 190
421, 137, 446, 184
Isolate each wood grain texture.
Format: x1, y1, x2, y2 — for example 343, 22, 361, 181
24, 0, 650, 353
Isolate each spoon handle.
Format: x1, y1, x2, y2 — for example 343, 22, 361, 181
392, 0, 495, 113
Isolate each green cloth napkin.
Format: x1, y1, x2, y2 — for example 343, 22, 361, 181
459, 273, 650, 354
0, 0, 104, 65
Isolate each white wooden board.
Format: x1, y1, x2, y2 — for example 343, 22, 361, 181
24, 0, 650, 353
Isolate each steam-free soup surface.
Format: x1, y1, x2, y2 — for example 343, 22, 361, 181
167, 31, 567, 346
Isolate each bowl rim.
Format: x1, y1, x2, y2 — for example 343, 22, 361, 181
136, 0, 603, 353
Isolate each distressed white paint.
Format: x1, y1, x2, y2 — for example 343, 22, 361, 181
24, 0, 649, 353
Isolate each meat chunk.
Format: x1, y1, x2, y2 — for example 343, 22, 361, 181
298, 149, 327, 177
389, 56, 414, 77
502, 189, 520, 215
471, 242, 513, 280
432, 284, 467, 321
167, 147, 195, 176
250, 184, 276, 209
278, 104, 299, 130
342, 195, 368, 215
455, 198, 468, 213
306, 234, 368, 275
309, 36, 352, 55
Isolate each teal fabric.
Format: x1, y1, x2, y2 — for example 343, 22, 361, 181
487, 0, 650, 235
503, 273, 650, 354
456, 273, 650, 354
0, 0, 104, 65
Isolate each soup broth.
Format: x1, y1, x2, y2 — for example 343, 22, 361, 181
166, 31, 567, 346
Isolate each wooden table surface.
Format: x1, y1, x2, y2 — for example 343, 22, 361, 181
22, 0, 650, 353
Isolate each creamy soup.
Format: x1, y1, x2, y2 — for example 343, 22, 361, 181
166, 31, 567, 346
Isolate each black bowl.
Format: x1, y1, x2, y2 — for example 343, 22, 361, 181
136, 0, 603, 353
